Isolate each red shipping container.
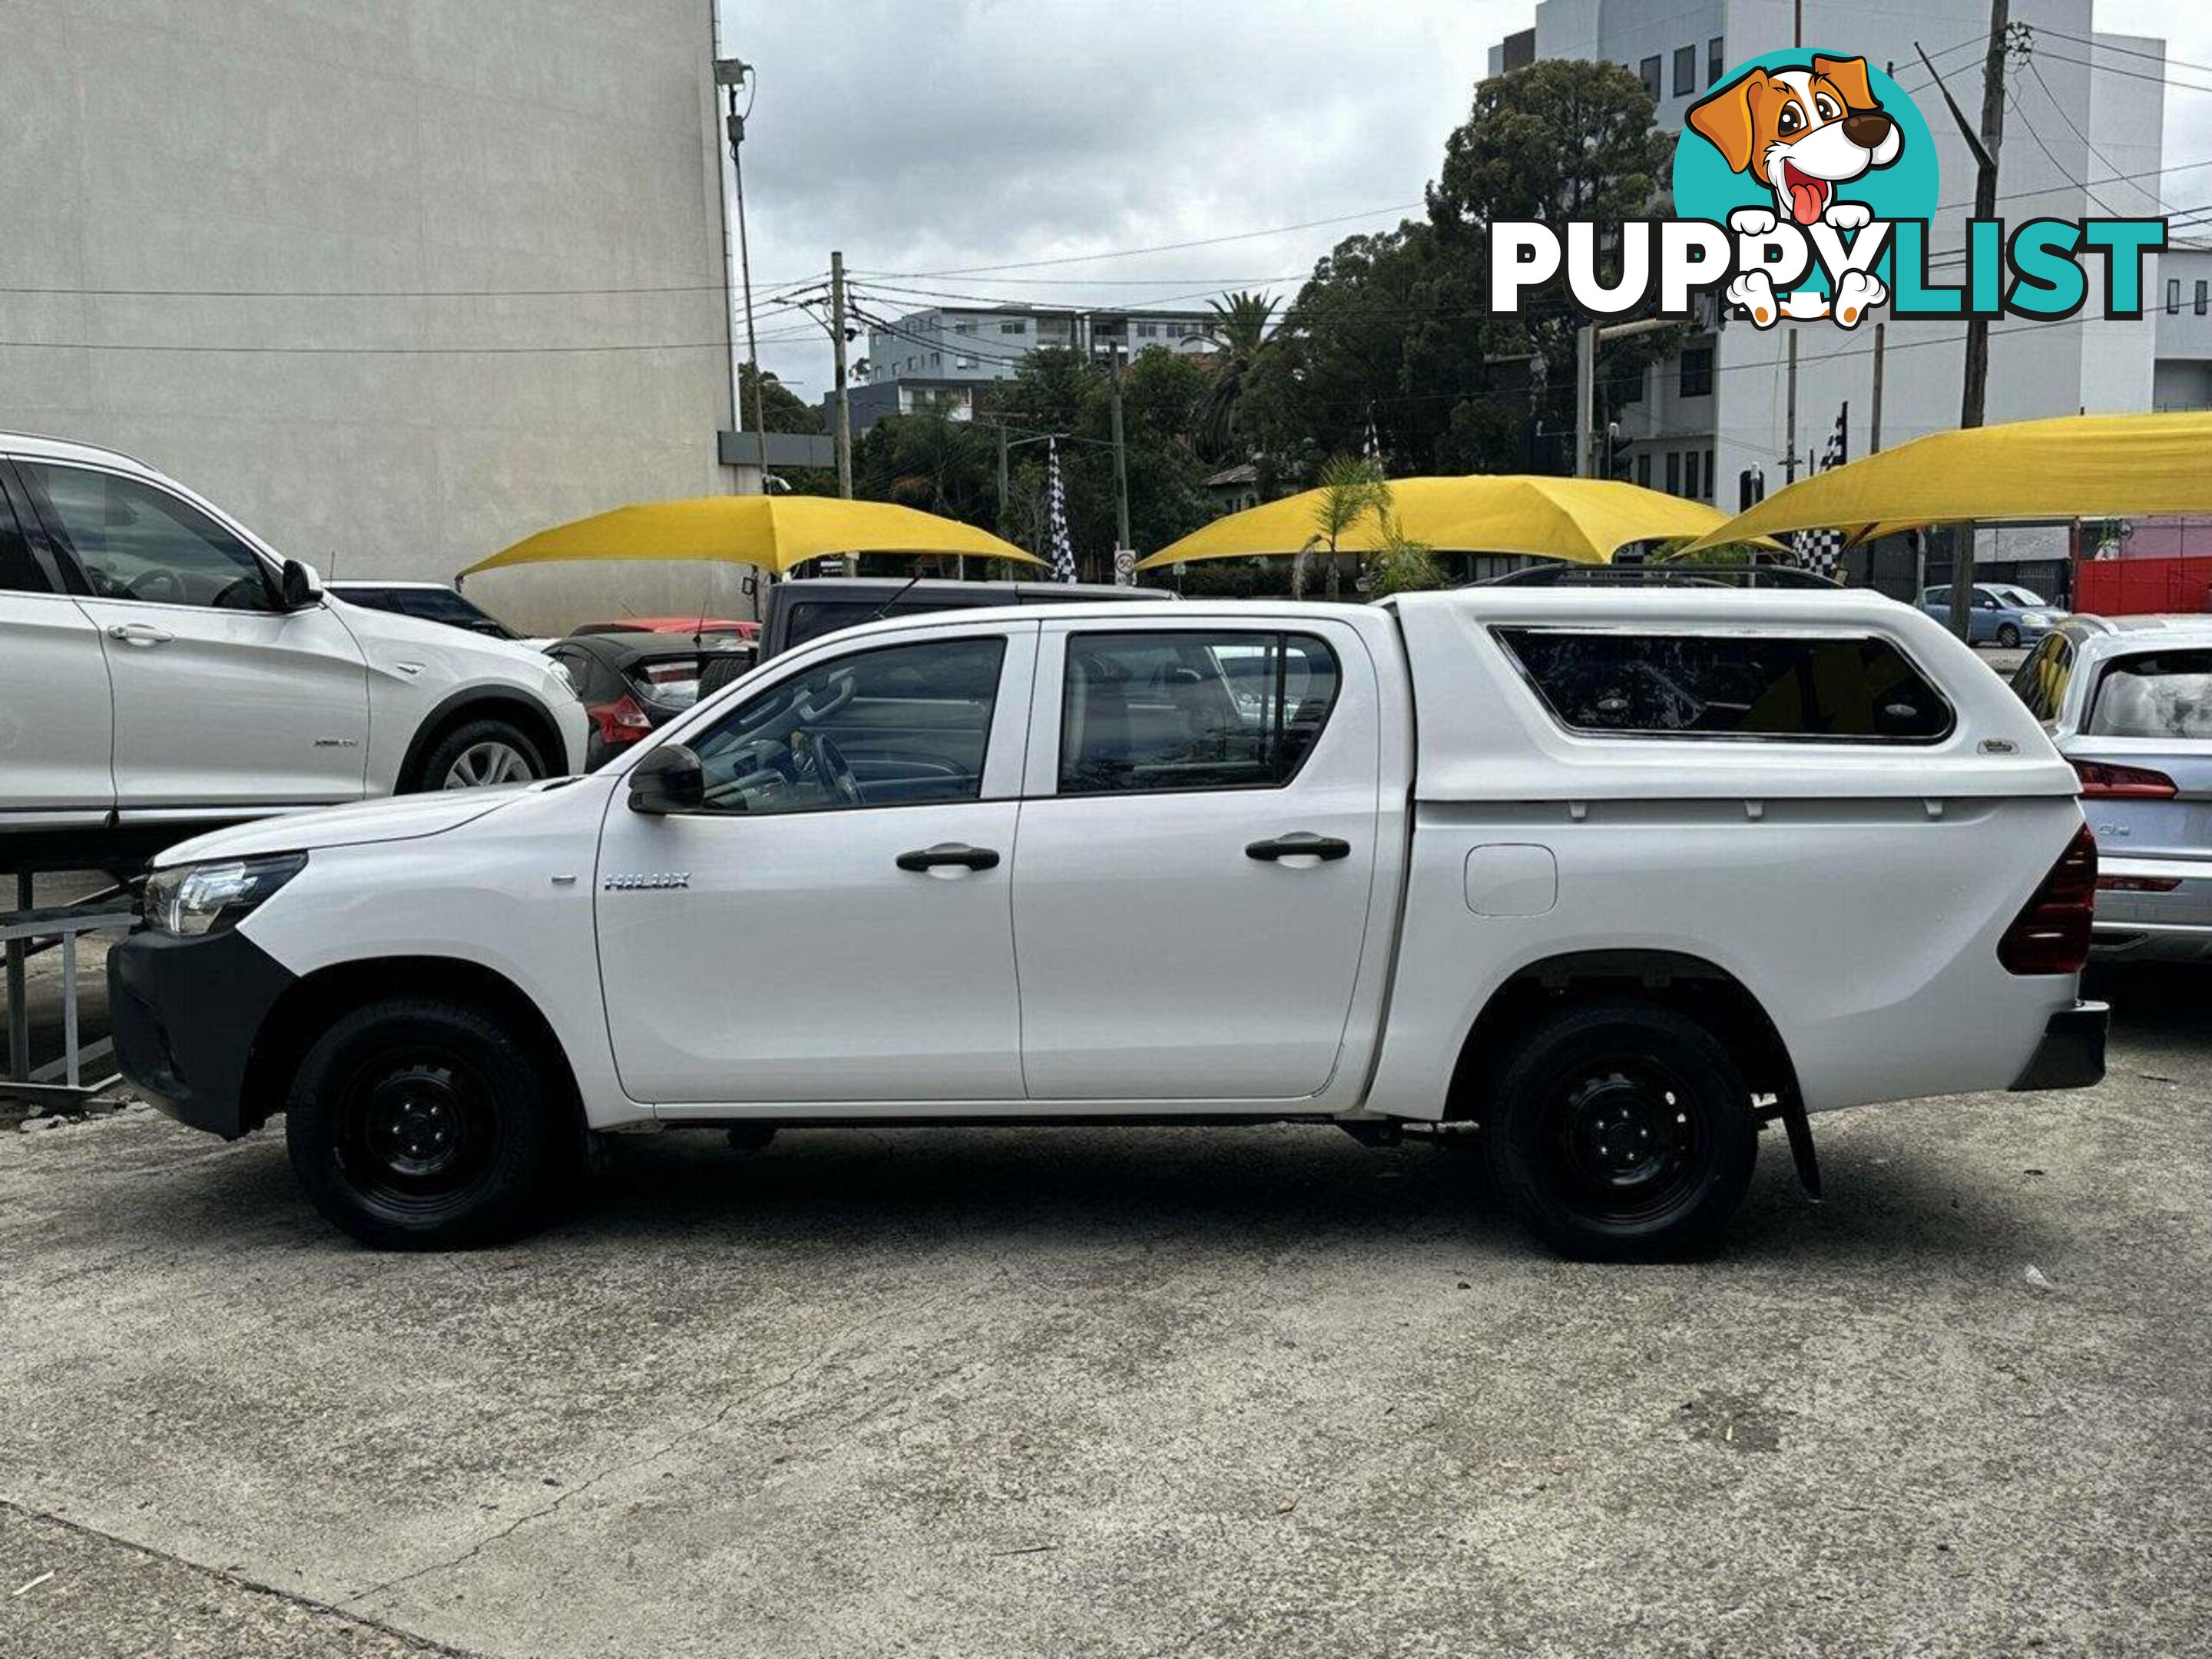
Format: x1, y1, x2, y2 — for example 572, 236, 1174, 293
2074, 555, 2212, 617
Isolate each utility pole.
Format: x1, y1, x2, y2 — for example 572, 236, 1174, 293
1574, 323, 1597, 476
715, 58, 769, 490
1869, 323, 1886, 454
997, 425, 1011, 540
1108, 346, 1132, 561
1922, 1, 2011, 637
1784, 333, 1800, 483
829, 250, 853, 502
1574, 318, 1673, 480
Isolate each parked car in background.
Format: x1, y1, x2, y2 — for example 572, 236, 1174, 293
0, 433, 585, 870
1919, 582, 2062, 647
545, 630, 757, 769
572, 616, 758, 641
114, 589, 2101, 1259
757, 577, 1169, 661
326, 581, 549, 650
2012, 614, 2212, 960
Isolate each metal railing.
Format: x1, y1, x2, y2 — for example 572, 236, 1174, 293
3, 874, 137, 1107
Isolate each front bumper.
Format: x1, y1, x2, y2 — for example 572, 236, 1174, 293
2008, 1001, 2109, 1091
108, 926, 297, 1137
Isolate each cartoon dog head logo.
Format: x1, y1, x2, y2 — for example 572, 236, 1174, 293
1687, 55, 1902, 227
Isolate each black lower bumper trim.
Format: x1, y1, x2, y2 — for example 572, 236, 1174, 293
108, 927, 297, 1137
2009, 1001, 2109, 1091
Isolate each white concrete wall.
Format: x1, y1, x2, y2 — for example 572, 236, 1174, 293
0, 0, 737, 632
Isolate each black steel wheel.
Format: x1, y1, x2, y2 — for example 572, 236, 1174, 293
286, 997, 574, 1249
1481, 1002, 1757, 1260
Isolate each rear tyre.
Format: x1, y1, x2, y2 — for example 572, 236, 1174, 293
415, 718, 548, 793
1997, 623, 2021, 648
286, 997, 571, 1250
1479, 1001, 1757, 1261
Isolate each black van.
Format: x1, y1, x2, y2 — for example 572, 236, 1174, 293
759, 577, 1174, 661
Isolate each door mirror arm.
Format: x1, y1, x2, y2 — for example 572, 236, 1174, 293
628, 743, 706, 815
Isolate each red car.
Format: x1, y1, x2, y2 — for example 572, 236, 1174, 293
571, 616, 758, 640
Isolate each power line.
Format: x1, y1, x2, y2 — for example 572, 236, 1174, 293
0, 273, 823, 300
0, 337, 745, 356
853, 203, 1424, 277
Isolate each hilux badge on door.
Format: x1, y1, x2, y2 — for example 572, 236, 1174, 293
603, 872, 690, 891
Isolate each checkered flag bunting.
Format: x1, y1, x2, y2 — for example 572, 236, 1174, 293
1790, 403, 1849, 578
1046, 439, 1078, 584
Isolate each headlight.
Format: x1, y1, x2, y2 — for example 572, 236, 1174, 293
144, 853, 307, 937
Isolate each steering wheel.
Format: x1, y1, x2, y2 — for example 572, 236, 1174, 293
126, 568, 185, 604
795, 670, 858, 724
807, 733, 863, 806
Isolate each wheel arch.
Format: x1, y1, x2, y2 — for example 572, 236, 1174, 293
1445, 948, 1800, 1122
239, 955, 588, 1147
399, 687, 566, 792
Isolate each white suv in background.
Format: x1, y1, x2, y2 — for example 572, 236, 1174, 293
0, 433, 585, 870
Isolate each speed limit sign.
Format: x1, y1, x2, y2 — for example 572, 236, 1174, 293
1112, 548, 1136, 586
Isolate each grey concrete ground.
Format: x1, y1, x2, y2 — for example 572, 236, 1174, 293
2, 965, 2207, 1658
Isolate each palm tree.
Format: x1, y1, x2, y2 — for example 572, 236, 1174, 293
1197, 290, 1278, 462
1294, 454, 1388, 601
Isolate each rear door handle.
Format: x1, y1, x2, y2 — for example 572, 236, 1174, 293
1246, 833, 1353, 863
896, 843, 1000, 873
106, 623, 174, 647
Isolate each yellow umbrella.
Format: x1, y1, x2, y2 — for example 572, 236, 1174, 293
1136, 475, 1747, 570
461, 495, 1040, 578
1673, 412, 2212, 555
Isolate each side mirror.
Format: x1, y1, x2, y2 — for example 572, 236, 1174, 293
628, 743, 704, 815
279, 559, 323, 610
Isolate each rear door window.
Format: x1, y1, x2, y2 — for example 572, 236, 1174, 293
1496, 629, 1952, 743
2086, 651, 2212, 738
1057, 631, 1341, 794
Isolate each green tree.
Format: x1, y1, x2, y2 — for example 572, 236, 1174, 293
988, 346, 1212, 571
1296, 454, 1389, 600
1244, 58, 1677, 485
1196, 290, 1278, 462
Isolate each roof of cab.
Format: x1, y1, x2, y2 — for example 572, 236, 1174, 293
0, 431, 167, 479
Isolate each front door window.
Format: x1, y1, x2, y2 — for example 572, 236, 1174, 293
20, 464, 274, 611
691, 635, 1006, 814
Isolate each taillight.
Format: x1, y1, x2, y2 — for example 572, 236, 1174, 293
2072, 759, 2177, 798
1998, 824, 2098, 975
588, 693, 654, 747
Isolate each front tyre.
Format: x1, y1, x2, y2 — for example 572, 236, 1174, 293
286, 997, 571, 1250
1481, 1002, 1757, 1261
1997, 623, 2022, 649
418, 718, 548, 792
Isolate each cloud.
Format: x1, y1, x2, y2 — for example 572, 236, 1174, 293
722, 0, 2212, 399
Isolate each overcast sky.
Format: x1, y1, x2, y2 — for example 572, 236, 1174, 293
722, 1, 2212, 400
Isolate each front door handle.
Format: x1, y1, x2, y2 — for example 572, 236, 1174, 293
1246, 833, 1353, 863
896, 843, 1000, 873
107, 623, 175, 647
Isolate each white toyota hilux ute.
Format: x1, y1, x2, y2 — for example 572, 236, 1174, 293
0, 433, 586, 870
111, 591, 2106, 1258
